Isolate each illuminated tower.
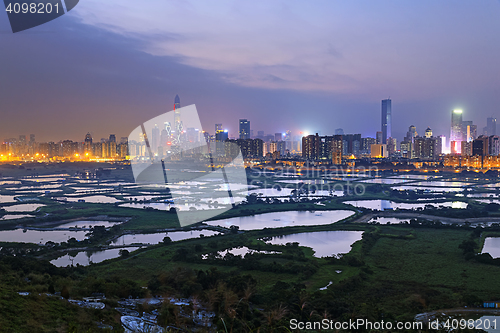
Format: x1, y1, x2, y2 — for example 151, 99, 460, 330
381, 99, 392, 144
450, 109, 463, 142
173, 95, 182, 143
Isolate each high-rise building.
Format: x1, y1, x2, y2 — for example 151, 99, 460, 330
84, 133, 93, 144
302, 134, 342, 162
376, 131, 383, 144
472, 136, 489, 156
239, 119, 250, 140
489, 135, 500, 156
405, 125, 417, 142
381, 99, 392, 144
486, 117, 497, 136
335, 128, 344, 135
274, 133, 282, 142
461, 141, 473, 156
109, 134, 116, 143
174, 94, 181, 110
342, 134, 361, 156
215, 124, 228, 157
400, 140, 413, 159
173, 95, 182, 143
371, 144, 388, 158
463, 121, 477, 142
361, 137, 376, 155
29, 134, 35, 143
386, 137, 397, 156
451, 109, 463, 142
414, 137, 439, 160
151, 125, 159, 153
425, 127, 432, 138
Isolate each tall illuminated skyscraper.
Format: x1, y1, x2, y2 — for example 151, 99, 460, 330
381, 99, 392, 144
173, 95, 182, 143
450, 109, 463, 142
239, 119, 250, 140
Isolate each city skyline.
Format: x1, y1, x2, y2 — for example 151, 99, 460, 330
1, 1, 500, 142
3, 98, 497, 150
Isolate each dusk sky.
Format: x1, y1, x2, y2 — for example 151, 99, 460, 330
1, 0, 500, 142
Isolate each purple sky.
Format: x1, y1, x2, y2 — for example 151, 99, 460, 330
1, 0, 500, 142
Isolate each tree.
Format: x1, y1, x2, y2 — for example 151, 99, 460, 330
61, 285, 70, 299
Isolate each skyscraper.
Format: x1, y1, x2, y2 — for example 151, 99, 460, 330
381, 99, 392, 144
405, 125, 417, 142
487, 117, 497, 136
450, 109, 463, 142
151, 124, 159, 153
239, 119, 250, 140
174, 94, 181, 110
173, 95, 182, 143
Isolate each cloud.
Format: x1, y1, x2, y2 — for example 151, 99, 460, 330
69, 0, 500, 101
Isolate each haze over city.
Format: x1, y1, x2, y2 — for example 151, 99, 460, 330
1, 0, 500, 142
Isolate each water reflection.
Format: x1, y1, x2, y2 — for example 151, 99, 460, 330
0, 229, 88, 244
56, 220, 123, 228
482, 238, 500, 258
112, 230, 220, 245
205, 210, 354, 230
50, 247, 141, 267
65, 195, 120, 203
0, 214, 35, 221
265, 231, 363, 257
4, 204, 45, 212
344, 200, 467, 210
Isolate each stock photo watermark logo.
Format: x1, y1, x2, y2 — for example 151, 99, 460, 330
128, 104, 248, 227
3, 0, 79, 33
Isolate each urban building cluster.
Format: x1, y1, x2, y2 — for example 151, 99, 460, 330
1, 96, 498, 170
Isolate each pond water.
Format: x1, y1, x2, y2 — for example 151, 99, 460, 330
0, 180, 21, 185
391, 186, 464, 193
247, 188, 294, 197
204, 210, 355, 230
65, 195, 120, 203
343, 200, 467, 210
468, 193, 499, 198
24, 177, 67, 182
202, 246, 281, 259
0, 214, 35, 220
0, 229, 88, 244
265, 230, 363, 257
119, 202, 225, 211
50, 247, 141, 267
357, 178, 414, 184
477, 316, 500, 332
482, 238, 500, 258
390, 175, 440, 180
56, 220, 123, 229
6, 184, 62, 190
3, 204, 45, 212
474, 199, 500, 205
112, 230, 220, 245
0, 195, 17, 203
479, 183, 500, 188
366, 217, 410, 224
275, 179, 328, 184
410, 181, 475, 187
